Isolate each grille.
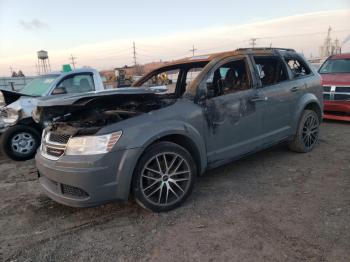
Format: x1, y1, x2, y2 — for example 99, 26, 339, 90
49, 133, 71, 144
323, 86, 331, 92
334, 94, 350, 101
46, 147, 65, 157
324, 111, 349, 116
335, 86, 350, 93
61, 184, 89, 198
323, 94, 330, 101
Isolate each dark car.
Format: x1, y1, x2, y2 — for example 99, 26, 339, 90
34, 48, 323, 212
319, 53, 350, 121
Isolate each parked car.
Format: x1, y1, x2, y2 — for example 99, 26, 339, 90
35, 48, 323, 212
319, 53, 350, 121
0, 68, 106, 160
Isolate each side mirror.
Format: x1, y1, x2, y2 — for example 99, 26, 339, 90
52, 86, 67, 95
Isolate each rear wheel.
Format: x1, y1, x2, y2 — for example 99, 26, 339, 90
132, 142, 196, 212
0, 125, 41, 161
289, 110, 320, 153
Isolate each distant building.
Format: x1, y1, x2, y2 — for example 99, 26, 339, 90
319, 27, 341, 59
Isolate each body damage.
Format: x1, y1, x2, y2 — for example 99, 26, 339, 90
35, 89, 177, 136
35, 48, 323, 209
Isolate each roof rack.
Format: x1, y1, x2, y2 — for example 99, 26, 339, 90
236, 47, 296, 52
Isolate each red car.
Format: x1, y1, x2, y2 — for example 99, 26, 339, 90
319, 53, 350, 121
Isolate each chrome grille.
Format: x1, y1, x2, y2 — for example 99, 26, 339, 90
323, 85, 350, 101
323, 86, 331, 92
49, 133, 71, 144
41, 131, 71, 160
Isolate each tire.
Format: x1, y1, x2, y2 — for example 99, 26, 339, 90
288, 110, 320, 153
0, 125, 41, 161
132, 141, 197, 212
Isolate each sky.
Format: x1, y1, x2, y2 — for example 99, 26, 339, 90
0, 0, 350, 75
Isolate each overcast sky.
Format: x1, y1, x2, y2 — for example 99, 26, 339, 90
0, 0, 350, 75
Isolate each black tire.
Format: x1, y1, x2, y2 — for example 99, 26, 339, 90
289, 110, 320, 153
132, 141, 197, 212
0, 125, 41, 161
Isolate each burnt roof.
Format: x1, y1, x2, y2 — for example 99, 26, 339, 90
162, 47, 296, 68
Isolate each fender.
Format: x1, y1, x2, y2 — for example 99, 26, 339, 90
292, 93, 323, 133
140, 120, 207, 174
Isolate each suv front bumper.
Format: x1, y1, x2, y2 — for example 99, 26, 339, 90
36, 147, 143, 207
324, 100, 350, 121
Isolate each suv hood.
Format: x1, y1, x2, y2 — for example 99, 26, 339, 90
34, 88, 171, 124
320, 73, 350, 86
37, 88, 158, 107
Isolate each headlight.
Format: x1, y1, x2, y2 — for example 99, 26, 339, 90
2, 108, 19, 125
65, 131, 122, 155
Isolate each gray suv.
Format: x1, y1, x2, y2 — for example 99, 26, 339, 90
35, 48, 323, 212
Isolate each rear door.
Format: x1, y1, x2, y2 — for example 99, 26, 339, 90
282, 53, 314, 115
251, 54, 295, 143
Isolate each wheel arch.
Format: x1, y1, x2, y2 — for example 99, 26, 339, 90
293, 93, 323, 132
16, 117, 42, 133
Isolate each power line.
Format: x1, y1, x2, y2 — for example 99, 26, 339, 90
69, 54, 77, 69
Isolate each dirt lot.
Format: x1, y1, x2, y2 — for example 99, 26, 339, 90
0, 121, 349, 262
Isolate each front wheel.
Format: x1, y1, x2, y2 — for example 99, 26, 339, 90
0, 125, 41, 161
289, 110, 320, 153
132, 142, 197, 212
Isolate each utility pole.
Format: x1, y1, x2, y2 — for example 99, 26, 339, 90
69, 54, 77, 69
249, 38, 257, 48
189, 44, 197, 57
133, 42, 137, 67
9, 66, 13, 75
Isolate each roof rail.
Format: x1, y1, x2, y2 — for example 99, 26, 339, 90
236, 47, 296, 52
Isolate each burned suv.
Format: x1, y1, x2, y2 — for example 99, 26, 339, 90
35, 48, 323, 212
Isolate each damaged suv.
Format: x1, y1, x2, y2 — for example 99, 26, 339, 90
35, 48, 323, 212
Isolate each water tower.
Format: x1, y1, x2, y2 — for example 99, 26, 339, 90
37, 50, 51, 75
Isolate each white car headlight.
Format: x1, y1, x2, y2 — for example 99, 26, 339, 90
2, 108, 19, 125
65, 131, 122, 155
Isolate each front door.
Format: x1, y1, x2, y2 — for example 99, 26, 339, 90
203, 57, 265, 165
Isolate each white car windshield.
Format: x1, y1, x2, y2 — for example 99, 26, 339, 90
20, 75, 60, 96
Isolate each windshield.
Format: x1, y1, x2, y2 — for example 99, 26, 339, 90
319, 59, 350, 74
20, 75, 59, 96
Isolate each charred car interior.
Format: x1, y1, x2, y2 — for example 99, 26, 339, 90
34, 48, 323, 212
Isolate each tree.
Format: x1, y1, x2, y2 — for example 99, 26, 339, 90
17, 70, 25, 77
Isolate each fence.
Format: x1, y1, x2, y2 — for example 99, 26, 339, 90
0, 77, 36, 92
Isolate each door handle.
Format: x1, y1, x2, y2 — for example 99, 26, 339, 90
250, 96, 267, 102
290, 86, 299, 92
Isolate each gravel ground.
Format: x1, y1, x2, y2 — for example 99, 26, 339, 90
0, 121, 349, 262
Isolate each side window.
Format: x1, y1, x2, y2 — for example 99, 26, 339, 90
284, 56, 311, 78
53, 74, 95, 95
253, 56, 288, 87
206, 59, 251, 97
141, 69, 180, 94
185, 67, 203, 86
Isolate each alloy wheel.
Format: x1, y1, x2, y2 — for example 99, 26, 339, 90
140, 152, 192, 206
302, 114, 319, 149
